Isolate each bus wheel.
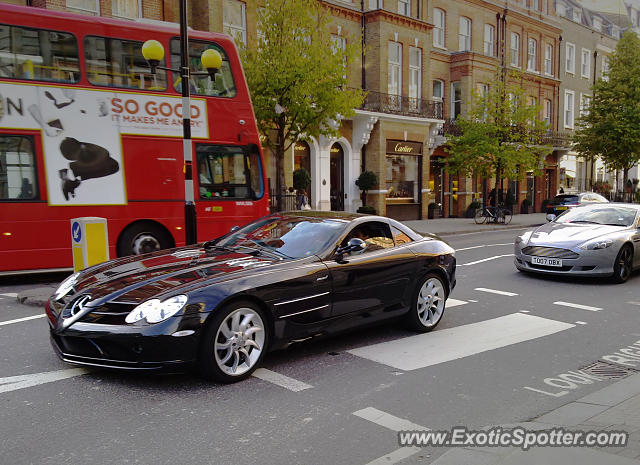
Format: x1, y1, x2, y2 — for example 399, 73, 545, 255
117, 223, 173, 257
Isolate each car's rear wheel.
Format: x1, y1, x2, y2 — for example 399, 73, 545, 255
199, 300, 268, 383
406, 273, 446, 332
612, 244, 633, 284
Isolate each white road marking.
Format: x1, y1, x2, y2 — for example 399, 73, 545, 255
627, 301, 640, 306
446, 298, 467, 308
0, 314, 46, 326
455, 243, 513, 251
553, 301, 602, 312
460, 254, 514, 266
354, 407, 428, 465
0, 293, 18, 298
348, 313, 574, 371
252, 368, 313, 392
468, 299, 478, 303
575, 321, 588, 325
520, 310, 530, 313
474, 287, 518, 297
0, 368, 90, 394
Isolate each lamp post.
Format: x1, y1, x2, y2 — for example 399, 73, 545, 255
141, 4, 222, 245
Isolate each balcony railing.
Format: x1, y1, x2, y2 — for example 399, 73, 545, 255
541, 131, 573, 148
360, 90, 443, 119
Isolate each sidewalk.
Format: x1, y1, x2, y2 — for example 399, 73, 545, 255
431, 372, 640, 465
403, 213, 547, 236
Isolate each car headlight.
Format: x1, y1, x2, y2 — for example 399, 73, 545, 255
125, 295, 188, 324
54, 272, 80, 300
515, 231, 533, 245
579, 239, 614, 250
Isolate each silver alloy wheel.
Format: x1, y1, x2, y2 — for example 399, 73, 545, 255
214, 307, 265, 376
617, 246, 633, 281
131, 233, 161, 255
416, 277, 445, 327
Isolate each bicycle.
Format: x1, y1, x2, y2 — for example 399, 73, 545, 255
474, 205, 513, 225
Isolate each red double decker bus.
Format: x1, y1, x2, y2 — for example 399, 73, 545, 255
0, 4, 269, 274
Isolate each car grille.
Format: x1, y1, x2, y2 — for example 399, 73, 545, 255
522, 246, 579, 259
78, 302, 136, 325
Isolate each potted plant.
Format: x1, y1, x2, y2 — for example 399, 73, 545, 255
428, 202, 440, 219
521, 198, 532, 214
466, 200, 481, 218
355, 171, 378, 214
292, 168, 311, 193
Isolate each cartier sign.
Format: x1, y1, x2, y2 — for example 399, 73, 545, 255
386, 140, 423, 155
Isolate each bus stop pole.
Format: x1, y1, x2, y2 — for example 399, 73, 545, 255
179, 0, 197, 245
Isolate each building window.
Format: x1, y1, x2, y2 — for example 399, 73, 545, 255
527, 38, 537, 71
581, 48, 590, 78
433, 79, 444, 101
544, 99, 552, 127
580, 94, 591, 117
388, 41, 402, 97
331, 35, 347, 79
566, 42, 575, 74
433, 9, 446, 48
409, 47, 422, 103
112, 0, 139, 18
459, 17, 471, 51
544, 44, 553, 75
0, 135, 38, 201
484, 24, 494, 56
510, 32, 520, 67
602, 56, 610, 81
223, 0, 247, 45
451, 81, 462, 118
66, 0, 99, 15
369, 0, 382, 9
531, 0, 539, 10
386, 154, 420, 203
398, 0, 410, 16
593, 17, 602, 32
564, 90, 574, 129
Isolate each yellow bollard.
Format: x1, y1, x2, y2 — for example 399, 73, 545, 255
70, 217, 109, 272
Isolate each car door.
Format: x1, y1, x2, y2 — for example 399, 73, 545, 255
633, 214, 640, 269
325, 220, 418, 317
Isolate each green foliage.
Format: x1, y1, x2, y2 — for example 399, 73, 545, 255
444, 71, 551, 184
292, 168, 311, 191
357, 205, 376, 214
355, 171, 378, 194
574, 31, 640, 178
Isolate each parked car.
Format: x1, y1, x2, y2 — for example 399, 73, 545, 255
46, 212, 456, 383
514, 203, 640, 283
546, 192, 608, 215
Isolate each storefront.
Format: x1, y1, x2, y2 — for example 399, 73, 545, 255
385, 140, 422, 220
294, 141, 311, 204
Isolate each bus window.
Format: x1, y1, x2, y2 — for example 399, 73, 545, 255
84, 36, 167, 90
196, 145, 261, 199
170, 38, 236, 97
0, 135, 38, 201
0, 24, 79, 82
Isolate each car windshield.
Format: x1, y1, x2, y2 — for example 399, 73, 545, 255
555, 206, 638, 227
553, 195, 579, 204
215, 216, 347, 258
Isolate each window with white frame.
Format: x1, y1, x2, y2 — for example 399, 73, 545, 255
331, 35, 347, 79
369, 0, 382, 10
388, 41, 402, 96
564, 90, 574, 129
433, 9, 446, 48
223, 0, 247, 45
544, 44, 553, 75
112, 0, 139, 18
484, 24, 494, 56
573, 9, 581, 22
66, 0, 99, 15
459, 17, 471, 52
398, 0, 410, 16
566, 42, 575, 74
592, 16, 602, 32
531, 0, 539, 10
433, 79, 444, 101
581, 48, 590, 78
510, 32, 520, 67
580, 94, 591, 117
451, 81, 462, 118
409, 46, 422, 103
527, 38, 537, 71
602, 56, 610, 81
544, 99, 552, 127
478, 83, 489, 120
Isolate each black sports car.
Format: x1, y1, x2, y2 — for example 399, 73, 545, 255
46, 212, 456, 383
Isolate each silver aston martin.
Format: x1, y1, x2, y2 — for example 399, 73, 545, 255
514, 203, 640, 283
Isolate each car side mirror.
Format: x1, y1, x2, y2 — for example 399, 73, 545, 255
546, 213, 556, 222
335, 238, 367, 261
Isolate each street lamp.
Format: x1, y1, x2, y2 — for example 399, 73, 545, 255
141, 4, 222, 246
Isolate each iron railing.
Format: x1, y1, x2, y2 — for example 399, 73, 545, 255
360, 90, 443, 119
269, 191, 296, 212
541, 131, 573, 148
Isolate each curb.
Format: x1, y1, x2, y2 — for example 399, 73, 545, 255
17, 286, 56, 308
413, 223, 544, 237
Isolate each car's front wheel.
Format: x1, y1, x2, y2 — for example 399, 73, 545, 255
199, 300, 268, 383
406, 273, 447, 332
612, 244, 634, 284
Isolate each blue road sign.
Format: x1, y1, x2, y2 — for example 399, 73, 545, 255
72, 221, 82, 243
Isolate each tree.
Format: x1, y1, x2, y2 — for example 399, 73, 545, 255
355, 170, 378, 207
444, 72, 552, 204
292, 168, 311, 192
574, 31, 640, 188
240, 0, 364, 208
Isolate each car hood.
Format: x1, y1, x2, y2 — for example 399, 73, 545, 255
69, 245, 282, 305
527, 222, 628, 247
